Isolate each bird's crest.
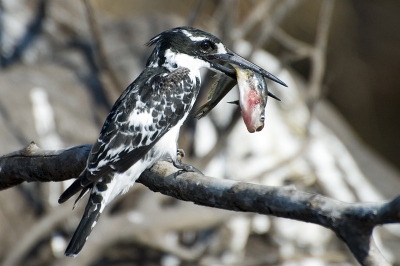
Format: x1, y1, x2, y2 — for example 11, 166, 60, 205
145, 34, 162, 47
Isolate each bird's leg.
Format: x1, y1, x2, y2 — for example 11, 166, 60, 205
177, 149, 185, 163
173, 149, 203, 175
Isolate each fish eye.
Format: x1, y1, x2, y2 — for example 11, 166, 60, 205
260, 115, 265, 122
199, 40, 213, 51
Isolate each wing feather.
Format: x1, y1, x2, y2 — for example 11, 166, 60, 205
59, 67, 195, 202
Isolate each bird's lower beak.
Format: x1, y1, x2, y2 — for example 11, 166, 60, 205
205, 49, 287, 87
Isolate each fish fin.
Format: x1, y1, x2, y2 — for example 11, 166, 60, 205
227, 100, 240, 106
268, 91, 281, 101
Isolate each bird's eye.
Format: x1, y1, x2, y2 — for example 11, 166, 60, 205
199, 40, 213, 51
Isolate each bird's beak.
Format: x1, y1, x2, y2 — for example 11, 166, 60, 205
205, 49, 287, 87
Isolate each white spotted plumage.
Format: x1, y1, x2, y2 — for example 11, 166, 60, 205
58, 28, 215, 257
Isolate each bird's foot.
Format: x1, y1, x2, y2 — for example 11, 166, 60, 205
173, 149, 203, 177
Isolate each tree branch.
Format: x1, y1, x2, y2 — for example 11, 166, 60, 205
0, 143, 398, 265
0, 142, 89, 190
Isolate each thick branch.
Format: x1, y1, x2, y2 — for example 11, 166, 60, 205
144, 162, 397, 266
0, 143, 398, 265
0, 142, 90, 190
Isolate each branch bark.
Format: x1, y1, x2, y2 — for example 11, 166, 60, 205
0, 143, 398, 265
0, 142, 90, 190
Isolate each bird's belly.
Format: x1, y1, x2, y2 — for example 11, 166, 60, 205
106, 158, 150, 204
105, 120, 184, 203
151, 122, 182, 161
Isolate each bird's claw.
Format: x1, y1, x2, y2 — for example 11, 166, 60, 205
173, 149, 203, 176
177, 163, 203, 174
173, 164, 203, 178
173, 161, 203, 175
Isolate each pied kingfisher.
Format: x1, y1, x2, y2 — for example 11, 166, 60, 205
58, 26, 286, 257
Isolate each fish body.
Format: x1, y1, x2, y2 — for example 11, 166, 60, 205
202, 67, 269, 133
193, 67, 279, 120
194, 67, 269, 133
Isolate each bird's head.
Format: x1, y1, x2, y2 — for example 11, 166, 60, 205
146, 27, 287, 87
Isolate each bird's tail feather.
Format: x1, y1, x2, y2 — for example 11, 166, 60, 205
59, 169, 87, 204
65, 194, 102, 257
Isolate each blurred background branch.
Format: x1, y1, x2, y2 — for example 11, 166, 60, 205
82, 0, 125, 93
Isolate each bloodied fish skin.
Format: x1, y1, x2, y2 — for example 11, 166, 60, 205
235, 67, 268, 133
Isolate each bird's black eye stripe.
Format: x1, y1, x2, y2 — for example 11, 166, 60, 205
199, 40, 214, 51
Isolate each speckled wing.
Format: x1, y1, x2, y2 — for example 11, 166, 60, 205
59, 67, 196, 203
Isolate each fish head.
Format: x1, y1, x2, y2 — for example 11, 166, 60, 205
235, 68, 268, 133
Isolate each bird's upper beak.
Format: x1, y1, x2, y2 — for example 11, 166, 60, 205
205, 49, 287, 87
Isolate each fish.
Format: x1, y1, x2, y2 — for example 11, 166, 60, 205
194, 65, 277, 133
233, 67, 269, 133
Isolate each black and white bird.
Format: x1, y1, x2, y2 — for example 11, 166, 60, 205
58, 27, 286, 257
